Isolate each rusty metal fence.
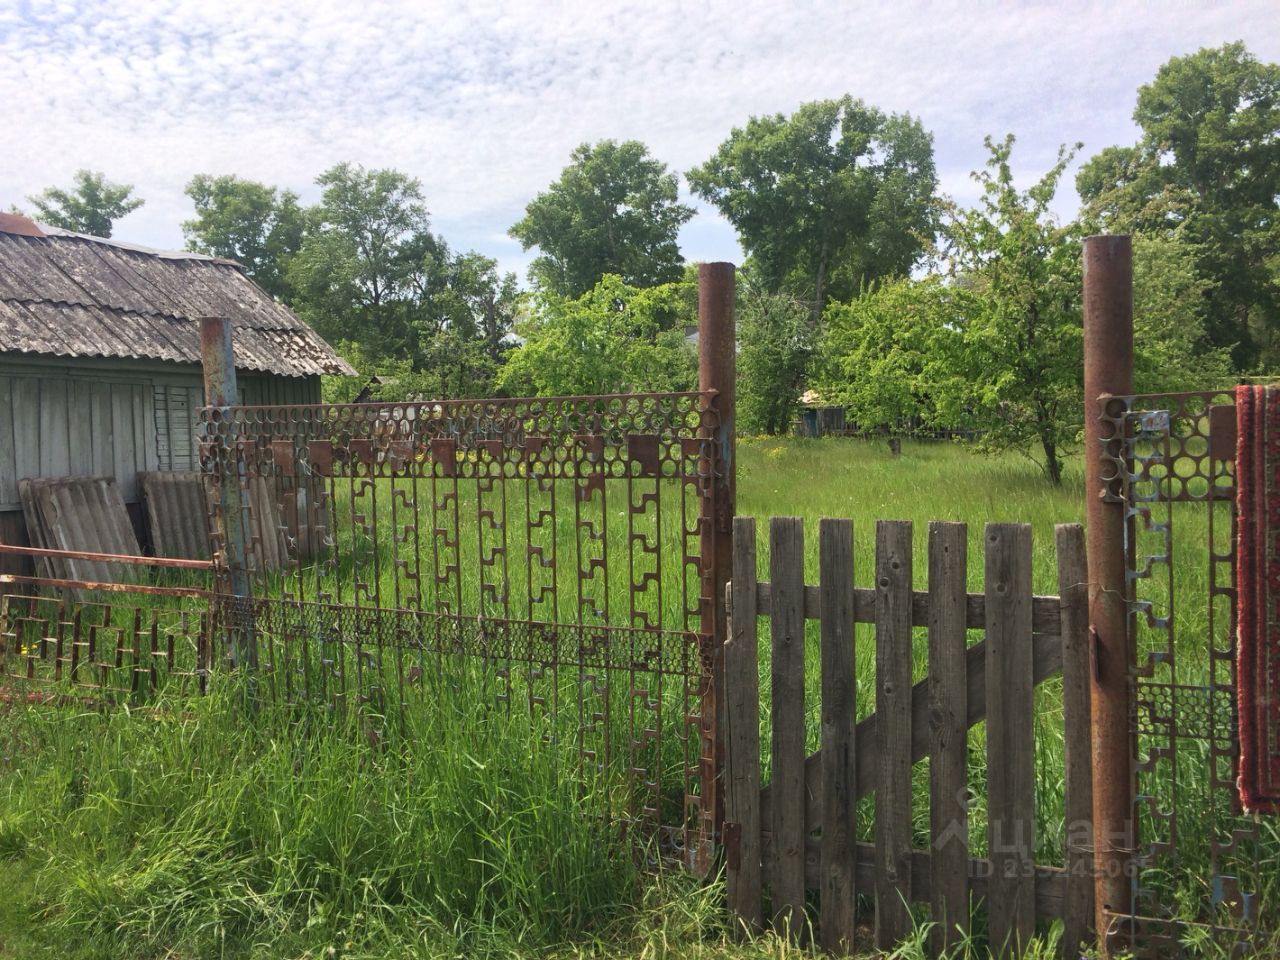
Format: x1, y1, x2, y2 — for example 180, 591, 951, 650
1096, 389, 1280, 956
1, 265, 739, 868
195, 391, 727, 858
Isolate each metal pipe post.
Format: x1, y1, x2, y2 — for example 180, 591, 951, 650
697, 262, 736, 872
1082, 235, 1134, 950
200, 315, 257, 669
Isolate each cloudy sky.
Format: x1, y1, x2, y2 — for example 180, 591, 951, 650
3, 1, 1277, 281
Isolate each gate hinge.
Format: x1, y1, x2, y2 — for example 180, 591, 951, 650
723, 820, 741, 870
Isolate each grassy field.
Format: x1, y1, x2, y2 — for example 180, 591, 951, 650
0, 438, 1264, 958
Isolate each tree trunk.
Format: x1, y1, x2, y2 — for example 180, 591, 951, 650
1041, 431, 1062, 485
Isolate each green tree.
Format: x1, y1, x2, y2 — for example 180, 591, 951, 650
688, 97, 936, 314
941, 135, 1083, 485
819, 275, 976, 439
510, 140, 695, 297
182, 175, 305, 302
1077, 42, 1280, 369
499, 275, 696, 397
25, 169, 143, 238
291, 163, 517, 399
736, 282, 814, 435
1131, 232, 1234, 393
289, 162, 437, 359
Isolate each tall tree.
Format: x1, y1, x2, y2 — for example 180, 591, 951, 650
499, 274, 696, 397
819, 275, 976, 441
1077, 42, 1280, 369
25, 170, 143, 238
510, 140, 694, 297
288, 162, 436, 360
735, 282, 814, 435
688, 97, 936, 314
182, 174, 305, 302
290, 163, 517, 399
940, 135, 1083, 485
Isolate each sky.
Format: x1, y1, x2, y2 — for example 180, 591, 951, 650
2, 0, 1277, 282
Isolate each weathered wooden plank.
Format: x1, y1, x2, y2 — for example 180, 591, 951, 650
1056, 523, 1094, 958
757, 628, 1064, 832
769, 517, 806, 939
89, 380, 113, 478
928, 521, 969, 955
985, 523, 1035, 958
818, 518, 855, 954
754, 582, 1061, 636
760, 833, 1071, 921
12, 379, 38, 499
0, 376, 17, 507
725, 517, 762, 934
138, 382, 158, 475
110, 383, 136, 503
68, 380, 94, 476
874, 519, 913, 949
37, 378, 70, 478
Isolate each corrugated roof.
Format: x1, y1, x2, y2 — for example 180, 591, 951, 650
0, 215, 356, 378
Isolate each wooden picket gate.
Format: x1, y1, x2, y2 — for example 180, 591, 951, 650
723, 517, 1094, 958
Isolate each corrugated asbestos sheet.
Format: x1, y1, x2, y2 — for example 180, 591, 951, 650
140, 472, 211, 561
18, 476, 141, 585
0, 222, 355, 379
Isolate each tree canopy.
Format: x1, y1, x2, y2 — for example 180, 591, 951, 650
510, 140, 694, 298
288, 162, 517, 399
499, 274, 695, 397
938, 135, 1084, 485
25, 170, 144, 238
182, 175, 305, 302
687, 96, 936, 314
1077, 41, 1280, 369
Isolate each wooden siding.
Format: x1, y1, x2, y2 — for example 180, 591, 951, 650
0, 355, 319, 511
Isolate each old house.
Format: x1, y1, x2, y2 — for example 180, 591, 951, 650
0, 212, 354, 556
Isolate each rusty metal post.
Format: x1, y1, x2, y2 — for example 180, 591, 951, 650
200, 316, 256, 670
1082, 235, 1134, 950
697, 262, 736, 871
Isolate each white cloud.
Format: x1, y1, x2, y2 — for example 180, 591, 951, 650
3, 0, 1277, 280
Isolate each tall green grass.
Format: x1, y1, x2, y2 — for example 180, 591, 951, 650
1, 437, 1272, 958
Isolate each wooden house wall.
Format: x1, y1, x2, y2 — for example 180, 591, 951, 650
0, 353, 319, 514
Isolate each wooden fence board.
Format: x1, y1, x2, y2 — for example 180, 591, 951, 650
769, 517, 807, 939
928, 521, 969, 955
725, 516, 762, 933
722, 514, 1092, 955
757, 629, 1062, 827
874, 519, 913, 949
1056, 523, 1094, 957
985, 523, 1035, 958
818, 518, 855, 953
753, 582, 1062, 635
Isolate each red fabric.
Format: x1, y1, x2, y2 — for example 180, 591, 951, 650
1236, 384, 1280, 814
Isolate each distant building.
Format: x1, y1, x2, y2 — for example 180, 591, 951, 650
796, 389, 847, 438
0, 212, 354, 557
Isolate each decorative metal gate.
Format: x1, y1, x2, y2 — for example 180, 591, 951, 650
197, 391, 727, 862
1101, 389, 1280, 956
